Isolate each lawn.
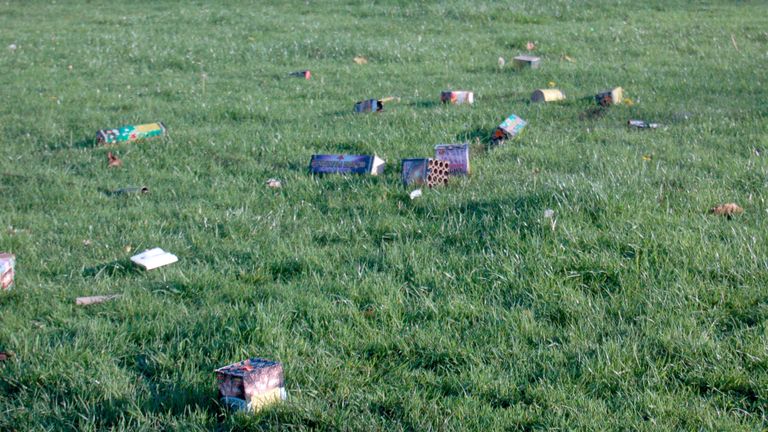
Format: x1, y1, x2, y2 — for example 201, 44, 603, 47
1, 1, 767, 430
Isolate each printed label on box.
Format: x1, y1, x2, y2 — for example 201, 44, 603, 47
435, 144, 470, 175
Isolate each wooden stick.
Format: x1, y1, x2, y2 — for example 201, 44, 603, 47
76, 294, 122, 306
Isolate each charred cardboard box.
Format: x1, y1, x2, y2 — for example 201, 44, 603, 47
354, 99, 383, 113
309, 154, 385, 175
0, 253, 15, 291
440, 91, 474, 105
595, 87, 623, 106
96, 122, 166, 145
491, 114, 527, 144
216, 358, 286, 413
434, 144, 470, 175
402, 158, 450, 188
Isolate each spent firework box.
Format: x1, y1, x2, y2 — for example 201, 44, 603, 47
96, 122, 166, 144
309, 154, 385, 175
401, 158, 450, 188
492, 114, 527, 143
216, 358, 286, 412
440, 91, 474, 105
513, 55, 540, 68
595, 87, 623, 106
289, 70, 311, 79
0, 253, 14, 291
354, 99, 382, 113
434, 144, 470, 175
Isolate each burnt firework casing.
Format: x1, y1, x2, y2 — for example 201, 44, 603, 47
513, 55, 540, 69
595, 87, 623, 106
531, 89, 565, 103
492, 114, 527, 143
0, 253, 15, 291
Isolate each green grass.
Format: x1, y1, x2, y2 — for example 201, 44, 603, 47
1, 0, 767, 430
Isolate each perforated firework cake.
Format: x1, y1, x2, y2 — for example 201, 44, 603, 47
434, 144, 470, 175
215, 358, 286, 412
401, 158, 450, 188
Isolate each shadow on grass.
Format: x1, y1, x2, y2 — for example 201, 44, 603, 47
45, 137, 98, 151
82, 259, 141, 278
409, 100, 441, 109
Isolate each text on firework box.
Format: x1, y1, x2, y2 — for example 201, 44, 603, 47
216, 358, 286, 412
492, 114, 527, 143
440, 91, 474, 105
96, 122, 166, 144
0, 253, 15, 291
434, 144, 470, 175
309, 154, 385, 175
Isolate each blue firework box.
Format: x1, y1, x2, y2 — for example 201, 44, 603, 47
354, 99, 382, 113
492, 114, 527, 142
309, 154, 385, 175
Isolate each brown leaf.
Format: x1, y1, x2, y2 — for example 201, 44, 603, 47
563, 55, 575, 63
709, 203, 743, 217
107, 152, 122, 168
0, 351, 11, 361
526, 41, 536, 51
353, 56, 368, 65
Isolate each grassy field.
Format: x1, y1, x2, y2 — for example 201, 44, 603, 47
1, 0, 767, 430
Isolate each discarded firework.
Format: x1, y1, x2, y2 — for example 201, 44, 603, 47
111, 186, 149, 195
288, 70, 311, 79
440, 91, 474, 105
595, 87, 623, 106
492, 114, 527, 144
531, 89, 565, 103
0, 253, 15, 291
354, 96, 397, 113
709, 203, 743, 218
76, 294, 121, 306
216, 358, 287, 413
513, 55, 540, 69
266, 178, 282, 188
309, 154, 385, 175
401, 158, 450, 188
96, 122, 166, 145
130, 248, 178, 271
434, 144, 470, 175
628, 120, 660, 129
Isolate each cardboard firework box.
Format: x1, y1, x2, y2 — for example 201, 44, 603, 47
513, 55, 540, 69
0, 253, 14, 291
309, 154, 385, 175
96, 122, 167, 145
434, 144, 470, 175
354, 99, 383, 113
492, 114, 527, 144
531, 89, 565, 103
440, 91, 474, 105
401, 158, 450, 188
216, 358, 286, 412
289, 70, 311, 79
595, 87, 623, 106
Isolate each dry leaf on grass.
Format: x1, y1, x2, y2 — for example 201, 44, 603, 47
526, 41, 536, 51
107, 152, 122, 168
0, 351, 11, 361
353, 56, 368, 65
266, 178, 282, 189
709, 203, 743, 217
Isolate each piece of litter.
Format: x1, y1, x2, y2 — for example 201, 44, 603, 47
709, 203, 743, 218
130, 248, 178, 270
266, 178, 282, 188
544, 209, 555, 218
288, 69, 311, 79
440, 91, 474, 105
435, 143, 470, 175
563, 55, 575, 62
531, 89, 565, 103
409, 189, 422, 199
309, 154, 385, 175
402, 159, 449, 188
513, 55, 540, 69
595, 87, 623, 106
526, 41, 536, 51
0, 253, 15, 291
628, 120, 660, 129
76, 294, 121, 306
111, 186, 149, 195
492, 114, 527, 144
107, 152, 122, 167
0, 351, 12, 361
7, 44, 16, 51
353, 56, 368, 65
498, 57, 505, 68
96, 122, 166, 145
216, 358, 287, 413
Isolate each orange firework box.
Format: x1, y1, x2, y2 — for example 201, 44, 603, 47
0, 253, 14, 291
215, 358, 286, 412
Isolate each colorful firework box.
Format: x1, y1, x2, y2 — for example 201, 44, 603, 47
513, 55, 540, 68
215, 358, 286, 413
288, 69, 311, 79
440, 91, 474, 105
492, 114, 527, 143
354, 99, 383, 113
595, 87, 623, 106
309, 154, 385, 175
401, 158, 450, 188
0, 253, 14, 291
96, 122, 166, 145
434, 144, 470, 175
